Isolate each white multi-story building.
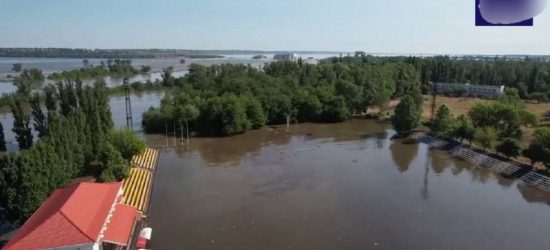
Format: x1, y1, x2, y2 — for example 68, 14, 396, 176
435, 83, 505, 98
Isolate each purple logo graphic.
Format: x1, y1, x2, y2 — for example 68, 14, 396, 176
476, 0, 547, 26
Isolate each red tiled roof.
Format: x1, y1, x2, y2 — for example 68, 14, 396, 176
103, 204, 137, 246
3, 182, 122, 250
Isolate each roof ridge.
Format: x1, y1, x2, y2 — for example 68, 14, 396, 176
59, 210, 96, 242
59, 183, 96, 242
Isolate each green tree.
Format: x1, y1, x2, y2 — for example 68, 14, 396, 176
523, 142, 550, 167
391, 95, 420, 135
13, 77, 32, 97
44, 84, 58, 112
468, 101, 538, 139
108, 128, 146, 161
0, 121, 6, 151
19, 69, 44, 81
161, 67, 175, 87
335, 79, 363, 115
528, 92, 549, 103
453, 114, 475, 145
174, 104, 200, 125
98, 143, 130, 182
97, 168, 117, 183
243, 97, 267, 129
12, 63, 22, 72
474, 127, 497, 150
431, 104, 455, 138
11, 100, 33, 150
394, 64, 421, 98
30, 93, 46, 138
260, 91, 293, 125
197, 95, 251, 137
496, 138, 523, 159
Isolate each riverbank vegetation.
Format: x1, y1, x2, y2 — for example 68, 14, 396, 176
142, 58, 423, 136
0, 81, 145, 225
48, 59, 150, 80
140, 55, 550, 138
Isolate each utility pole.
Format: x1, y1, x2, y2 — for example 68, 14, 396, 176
286, 114, 290, 133
173, 123, 176, 147
123, 77, 133, 130
186, 120, 189, 149
180, 121, 184, 146
165, 124, 168, 147
430, 82, 438, 122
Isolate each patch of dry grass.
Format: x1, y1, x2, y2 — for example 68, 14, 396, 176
419, 96, 550, 144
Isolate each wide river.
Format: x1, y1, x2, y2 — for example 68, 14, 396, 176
145, 120, 550, 250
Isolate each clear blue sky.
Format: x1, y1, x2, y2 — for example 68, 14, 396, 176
0, 0, 549, 54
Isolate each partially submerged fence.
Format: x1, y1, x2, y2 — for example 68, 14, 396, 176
410, 132, 550, 192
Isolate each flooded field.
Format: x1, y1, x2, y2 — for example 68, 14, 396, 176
147, 120, 550, 250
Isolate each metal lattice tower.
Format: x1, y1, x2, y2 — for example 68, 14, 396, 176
430, 82, 438, 122
124, 77, 133, 130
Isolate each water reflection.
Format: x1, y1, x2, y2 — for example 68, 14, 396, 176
517, 184, 550, 204
149, 120, 550, 250
390, 139, 419, 173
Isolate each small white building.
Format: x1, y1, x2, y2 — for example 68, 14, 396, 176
435, 83, 504, 98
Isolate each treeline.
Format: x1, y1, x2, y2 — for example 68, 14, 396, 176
48, 59, 150, 80
0, 80, 145, 226
340, 55, 550, 101
0, 48, 140, 58
142, 59, 423, 136
0, 48, 225, 59
423, 89, 549, 169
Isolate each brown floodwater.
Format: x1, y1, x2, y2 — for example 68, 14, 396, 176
146, 120, 550, 250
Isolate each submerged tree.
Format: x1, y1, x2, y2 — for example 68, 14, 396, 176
391, 95, 420, 136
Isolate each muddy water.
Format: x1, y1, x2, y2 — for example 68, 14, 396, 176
147, 120, 550, 250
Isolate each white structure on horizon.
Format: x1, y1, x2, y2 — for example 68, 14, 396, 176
274, 53, 298, 61
436, 83, 505, 98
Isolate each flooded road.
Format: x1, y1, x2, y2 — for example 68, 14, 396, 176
147, 120, 550, 250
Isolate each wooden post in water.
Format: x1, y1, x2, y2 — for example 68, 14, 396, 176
165, 124, 168, 147
180, 121, 184, 146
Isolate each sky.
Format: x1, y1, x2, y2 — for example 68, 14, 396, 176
1, 0, 550, 55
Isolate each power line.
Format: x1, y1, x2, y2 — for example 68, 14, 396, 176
124, 77, 133, 130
